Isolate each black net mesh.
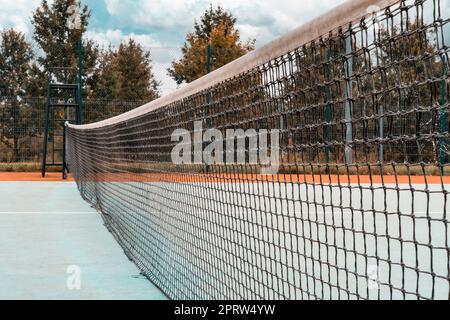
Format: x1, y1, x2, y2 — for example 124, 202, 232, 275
67, 0, 450, 300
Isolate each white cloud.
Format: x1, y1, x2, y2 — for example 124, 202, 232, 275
0, 0, 363, 95
0, 0, 50, 36
103, 0, 346, 47
2, 0, 446, 97
151, 48, 184, 95
86, 29, 161, 48
442, 0, 450, 46
86, 29, 183, 95
153, 61, 183, 95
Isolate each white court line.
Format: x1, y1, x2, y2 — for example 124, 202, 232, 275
0, 212, 95, 215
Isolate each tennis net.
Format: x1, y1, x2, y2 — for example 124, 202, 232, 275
67, 0, 450, 300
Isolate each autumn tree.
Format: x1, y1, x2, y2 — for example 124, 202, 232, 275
0, 29, 36, 161
168, 5, 255, 84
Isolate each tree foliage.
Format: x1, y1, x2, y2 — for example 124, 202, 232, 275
91, 40, 160, 101
0, 29, 34, 96
193, 5, 236, 40
168, 5, 255, 84
0, 29, 37, 160
31, 0, 98, 94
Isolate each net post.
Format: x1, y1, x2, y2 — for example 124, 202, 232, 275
440, 54, 448, 175
344, 30, 353, 165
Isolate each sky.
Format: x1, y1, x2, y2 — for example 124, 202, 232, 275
0, 0, 348, 94
1, 0, 449, 94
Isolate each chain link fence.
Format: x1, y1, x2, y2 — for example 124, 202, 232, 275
0, 46, 184, 169
0, 96, 147, 166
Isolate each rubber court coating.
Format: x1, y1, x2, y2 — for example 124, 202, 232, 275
3, 173, 450, 184
0, 182, 167, 300
0, 172, 74, 182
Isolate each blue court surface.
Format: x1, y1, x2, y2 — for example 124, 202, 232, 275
0, 182, 167, 300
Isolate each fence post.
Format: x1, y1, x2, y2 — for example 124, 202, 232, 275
324, 48, 332, 174
77, 39, 84, 125
204, 43, 212, 173
379, 104, 384, 165
207, 43, 212, 74
344, 31, 354, 165
440, 55, 448, 175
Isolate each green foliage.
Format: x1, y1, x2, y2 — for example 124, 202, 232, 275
0, 30, 39, 161
91, 40, 160, 101
168, 5, 255, 84
0, 29, 34, 96
194, 5, 237, 40
31, 0, 98, 94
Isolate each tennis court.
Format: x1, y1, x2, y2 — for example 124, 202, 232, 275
0, 175, 166, 300
2, 173, 446, 300
0, 0, 449, 301
64, 0, 449, 300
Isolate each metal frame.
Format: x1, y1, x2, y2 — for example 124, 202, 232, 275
42, 72, 81, 179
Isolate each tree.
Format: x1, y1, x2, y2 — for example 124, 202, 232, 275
375, 22, 443, 164
193, 5, 236, 40
285, 21, 441, 169
0, 29, 33, 96
92, 40, 160, 101
113, 40, 160, 101
0, 29, 36, 161
31, 0, 98, 95
88, 40, 160, 121
88, 48, 118, 101
168, 5, 255, 84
